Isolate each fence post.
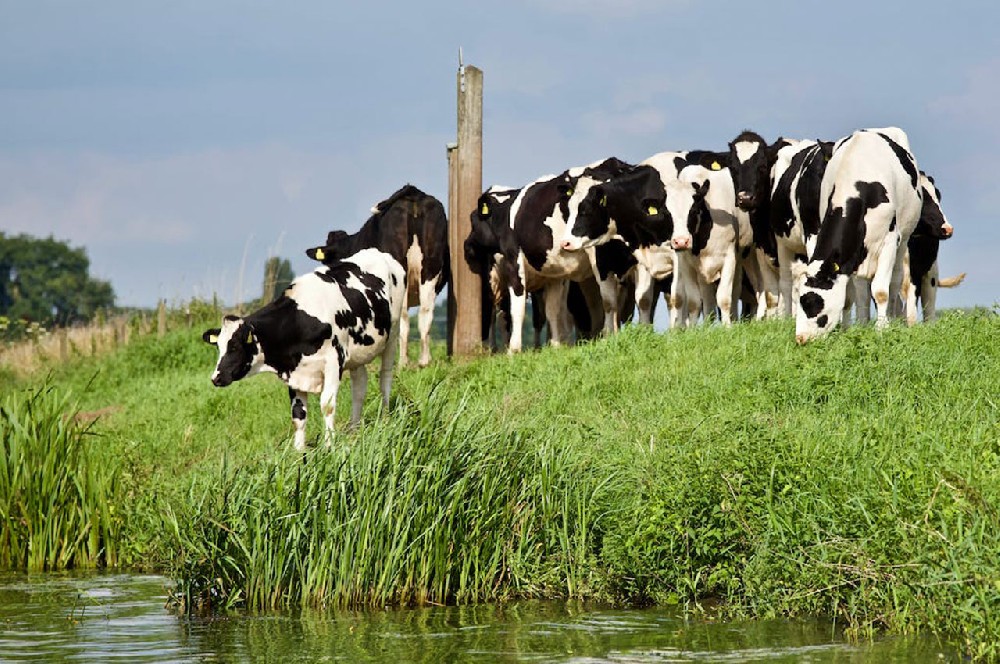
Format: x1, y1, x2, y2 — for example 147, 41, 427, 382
448, 59, 483, 357
157, 300, 167, 338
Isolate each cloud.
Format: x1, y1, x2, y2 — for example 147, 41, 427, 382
525, 0, 688, 19
929, 59, 1000, 140
581, 107, 668, 139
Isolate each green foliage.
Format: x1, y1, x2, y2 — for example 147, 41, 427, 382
0, 233, 115, 329
0, 385, 123, 570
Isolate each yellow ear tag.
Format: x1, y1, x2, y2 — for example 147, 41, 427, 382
481, 203, 489, 215
600, 195, 608, 207
209, 334, 218, 343
315, 247, 325, 260
647, 206, 658, 216
566, 189, 573, 197
247, 331, 254, 344
710, 161, 722, 171
832, 262, 839, 273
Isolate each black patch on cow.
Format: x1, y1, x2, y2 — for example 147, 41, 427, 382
289, 388, 306, 420
244, 298, 333, 378
875, 132, 919, 190
594, 239, 637, 280
800, 291, 825, 318
804, 261, 838, 290
687, 184, 714, 256
810, 180, 887, 277
318, 263, 391, 346
794, 253, 807, 263
306, 183, 449, 298
889, 215, 896, 232
573, 165, 670, 249
930, 277, 937, 287
210, 320, 260, 386
816, 314, 829, 328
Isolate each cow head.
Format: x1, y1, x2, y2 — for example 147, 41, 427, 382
202, 315, 262, 386
306, 230, 351, 264
728, 130, 775, 212
667, 178, 711, 252
465, 191, 503, 273
795, 260, 847, 343
915, 173, 954, 240
561, 177, 613, 251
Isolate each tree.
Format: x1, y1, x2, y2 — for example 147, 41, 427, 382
0, 233, 116, 326
260, 256, 294, 304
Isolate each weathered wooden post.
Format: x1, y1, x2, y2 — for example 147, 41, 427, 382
447, 55, 483, 357
157, 300, 167, 338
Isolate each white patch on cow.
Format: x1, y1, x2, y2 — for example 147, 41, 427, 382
734, 141, 761, 164
405, 237, 424, 306
639, 151, 689, 184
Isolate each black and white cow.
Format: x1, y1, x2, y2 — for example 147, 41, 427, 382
503, 157, 636, 352
558, 163, 678, 324
203, 248, 406, 451
768, 139, 835, 315
727, 130, 799, 318
305, 184, 448, 367
901, 172, 958, 324
795, 127, 923, 343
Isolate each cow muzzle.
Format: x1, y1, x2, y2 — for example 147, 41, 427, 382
736, 191, 757, 211
560, 238, 582, 252
672, 235, 692, 251
941, 223, 954, 239
211, 374, 230, 387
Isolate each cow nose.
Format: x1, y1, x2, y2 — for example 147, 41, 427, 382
736, 192, 755, 210
561, 239, 577, 251
942, 223, 954, 238
212, 375, 224, 387
795, 333, 809, 345
672, 236, 691, 251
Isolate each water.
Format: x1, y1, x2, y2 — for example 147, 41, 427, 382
0, 573, 960, 662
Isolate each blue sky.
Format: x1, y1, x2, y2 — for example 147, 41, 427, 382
1, 0, 997, 309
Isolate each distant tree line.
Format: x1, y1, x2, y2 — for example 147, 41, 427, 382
0, 233, 115, 328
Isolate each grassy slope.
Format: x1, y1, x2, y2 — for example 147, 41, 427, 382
2, 311, 999, 657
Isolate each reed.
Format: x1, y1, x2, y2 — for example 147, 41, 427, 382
0, 385, 122, 570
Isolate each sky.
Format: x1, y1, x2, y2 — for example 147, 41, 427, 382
1, 0, 997, 310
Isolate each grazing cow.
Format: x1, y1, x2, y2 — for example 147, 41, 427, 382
901, 172, 959, 323
503, 157, 636, 352
306, 184, 448, 367
203, 248, 406, 451
795, 127, 923, 343
768, 139, 835, 315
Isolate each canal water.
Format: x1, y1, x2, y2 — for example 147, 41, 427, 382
0, 573, 959, 662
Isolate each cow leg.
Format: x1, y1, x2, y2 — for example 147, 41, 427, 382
634, 264, 654, 325
543, 280, 570, 346
289, 387, 309, 452
756, 249, 780, 319
716, 249, 738, 326
397, 308, 410, 367
507, 256, 528, 353
597, 275, 620, 335
319, 365, 342, 447
900, 252, 918, 326
417, 277, 438, 367
921, 265, 938, 322
379, 318, 400, 411
777, 243, 795, 318
853, 277, 872, 324
870, 242, 900, 330
348, 366, 369, 428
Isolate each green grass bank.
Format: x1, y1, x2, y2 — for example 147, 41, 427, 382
1, 310, 998, 658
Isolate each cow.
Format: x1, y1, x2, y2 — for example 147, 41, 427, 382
726, 130, 800, 319
558, 163, 680, 324
795, 127, 923, 343
502, 157, 637, 352
202, 248, 406, 451
305, 184, 448, 367
900, 172, 959, 323
768, 139, 835, 315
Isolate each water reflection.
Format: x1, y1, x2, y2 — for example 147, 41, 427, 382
0, 573, 958, 662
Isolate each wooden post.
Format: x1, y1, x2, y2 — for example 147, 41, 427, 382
157, 300, 167, 338
446, 143, 458, 355
448, 62, 483, 357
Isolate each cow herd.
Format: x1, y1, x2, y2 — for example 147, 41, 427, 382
203, 126, 964, 449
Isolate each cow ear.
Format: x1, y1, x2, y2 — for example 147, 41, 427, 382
557, 183, 574, 199
306, 246, 327, 261
202, 328, 221, 345
480, 200, 490, 216
641, 197, 662, 216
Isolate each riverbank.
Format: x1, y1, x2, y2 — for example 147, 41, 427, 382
2, 310, 997, 658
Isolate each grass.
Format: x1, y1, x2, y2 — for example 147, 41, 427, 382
0, 308, 998, 658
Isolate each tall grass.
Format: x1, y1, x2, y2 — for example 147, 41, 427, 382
0, 385, 122, 570
1, 307, 998, 658
165, 389, 606, 612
